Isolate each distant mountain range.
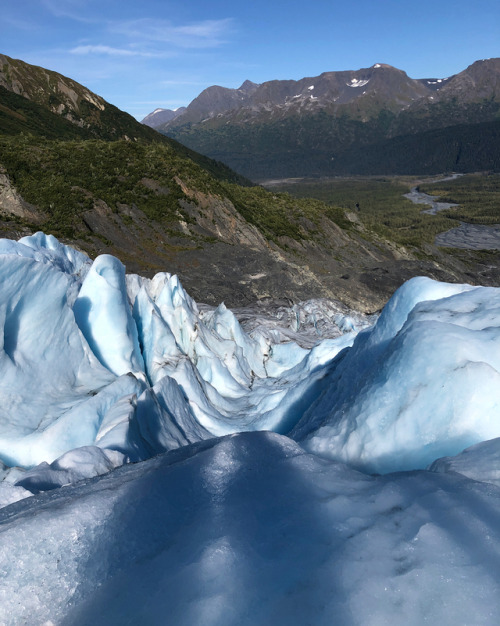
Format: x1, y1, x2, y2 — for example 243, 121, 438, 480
141, 107, 186, 128
0, 53, 438, 309
152, 59, 500, 180
2, 52, 500, 310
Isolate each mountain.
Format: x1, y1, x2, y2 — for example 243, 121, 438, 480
0, 54, 419, 310
1, 53, 499, 313
141, 107, 186, 129
165, 64, 429, 125
169, 79, 260, 126
158, 59, 500, 180
0, 53, 169, 142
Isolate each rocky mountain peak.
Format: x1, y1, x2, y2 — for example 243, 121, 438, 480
141, 107, 186, 129
238, 80, 260, 93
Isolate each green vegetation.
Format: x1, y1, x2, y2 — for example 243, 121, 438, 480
221, 182, 351, 243
0, 135, 350, 247
0, 86, 90, 140
419, 173, 500, 225
340, 119, 500, 178
272, 173, 500, 249
166, 112, 388, 180
0, 76, 251, 188
166, 110, 500, 181
0, 136, 225, 238
272, 177, 461, 247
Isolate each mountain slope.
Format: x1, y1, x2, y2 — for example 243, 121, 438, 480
0, 53, 163, 142
1, 53, 498, 311
160, 59, 500, 180
0, 84, 91, 139
0, 133, 420, 310
0, 55, 251, 188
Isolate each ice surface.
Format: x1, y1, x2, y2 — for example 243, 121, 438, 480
1, 235, 500, 623
429, 437, 500, 487
74, 254, 145, 377
1, 431, 500, 626
15, 446, 126, 493
292, 277, 500, 473
0, 237, 498, 478
0, 481, 32, 508
0, 234, 362, 478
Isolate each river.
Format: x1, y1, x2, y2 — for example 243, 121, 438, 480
404, 175, 500, 250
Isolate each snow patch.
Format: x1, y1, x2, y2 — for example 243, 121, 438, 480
347, 78, 370, 88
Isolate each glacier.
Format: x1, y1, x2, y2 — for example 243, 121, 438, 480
1, 233, 500, 624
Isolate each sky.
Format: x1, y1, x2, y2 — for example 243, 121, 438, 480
2, 0, 499, 121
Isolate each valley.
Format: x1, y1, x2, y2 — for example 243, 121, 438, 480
1, 54, 499, 313
1, 14, 500, 622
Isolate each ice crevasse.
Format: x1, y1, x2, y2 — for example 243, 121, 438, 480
3, 234, 500, 625
0, 233, 500, 492
0, 233, 355, 496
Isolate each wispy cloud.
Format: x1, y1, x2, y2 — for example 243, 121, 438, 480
41, 0, 97, 22
111, 18, 236, 49
65, 16, 235, 63
70, 44, 168, 58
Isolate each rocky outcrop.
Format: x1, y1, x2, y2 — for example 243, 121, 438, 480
0, 167, 44, 223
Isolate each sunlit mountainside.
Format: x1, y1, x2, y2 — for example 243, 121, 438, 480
158, 59, 500, 180
1, 46, 500, 626
4, 54, 500, 312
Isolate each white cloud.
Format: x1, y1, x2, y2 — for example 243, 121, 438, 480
41, 0, 97, 22
111, 17, 235, 49
71, 45, 135, 57
2, 16, 38, 31
70, 45, 167, 58
65, 16, 235, 62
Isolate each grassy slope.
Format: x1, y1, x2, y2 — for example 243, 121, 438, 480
0, 135, 352, 249
270, 177, 458, 248
0, 79, 252, 188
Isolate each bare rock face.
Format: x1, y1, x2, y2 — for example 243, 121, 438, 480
0, 54, 106, 125
0, 168, 44, 223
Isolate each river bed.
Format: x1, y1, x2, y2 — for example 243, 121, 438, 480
403, 187, 458, 215
404, 176, 500, 250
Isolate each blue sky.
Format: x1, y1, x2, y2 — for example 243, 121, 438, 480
2, 0, 499, 120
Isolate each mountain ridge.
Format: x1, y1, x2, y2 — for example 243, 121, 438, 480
1, 53, 500, 311
157, 59, 500, 180
0, 53, 165, 142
